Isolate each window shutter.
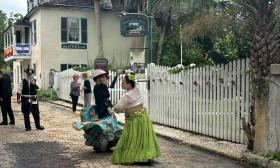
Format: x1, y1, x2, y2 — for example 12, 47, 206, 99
60, 64, 67, 71
61, 17, 68, 42
24, 27, 29, 43
81, 18, 87, 43
34, 20, 37, 44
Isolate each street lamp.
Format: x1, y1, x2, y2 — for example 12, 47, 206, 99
118, 10, 153, 64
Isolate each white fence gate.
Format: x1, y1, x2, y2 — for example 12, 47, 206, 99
148, 58, 250, 143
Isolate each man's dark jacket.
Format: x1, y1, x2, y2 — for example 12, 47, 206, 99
0, 74, 12, 98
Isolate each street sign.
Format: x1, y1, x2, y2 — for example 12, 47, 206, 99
121, 17, 148, 37
94, 58, 108, 71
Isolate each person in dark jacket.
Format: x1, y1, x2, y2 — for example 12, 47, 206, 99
0, 71, 15, 125
92, 69, 120, 119
81, 73, 92, 107
17, 68, 44, 131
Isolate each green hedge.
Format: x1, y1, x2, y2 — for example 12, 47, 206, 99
38, 89, 58, 101
265, 152, 280, 161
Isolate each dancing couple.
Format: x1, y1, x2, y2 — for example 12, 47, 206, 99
74, 69, 160, 165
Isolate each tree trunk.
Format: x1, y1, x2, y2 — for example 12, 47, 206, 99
157, 26, 166, 65
242, 0, 279, 153
94, 0, 104, 58
254, 93, 269, 154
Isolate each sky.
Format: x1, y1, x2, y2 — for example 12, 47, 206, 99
0, 0, 27, 17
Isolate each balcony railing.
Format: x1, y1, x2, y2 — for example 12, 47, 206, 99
4, 43, 31, 61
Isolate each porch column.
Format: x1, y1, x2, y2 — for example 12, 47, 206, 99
12, 26, 15, 53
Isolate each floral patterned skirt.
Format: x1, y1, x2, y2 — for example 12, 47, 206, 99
73, 107, 122, 151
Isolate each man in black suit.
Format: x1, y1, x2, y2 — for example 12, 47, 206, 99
0, 71, 15, 125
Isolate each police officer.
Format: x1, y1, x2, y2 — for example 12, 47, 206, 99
17, 68, 44, 131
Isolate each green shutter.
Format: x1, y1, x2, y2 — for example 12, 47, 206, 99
34, 20, 37, 44
61, 17, 68, 42
81, 18, 87, 43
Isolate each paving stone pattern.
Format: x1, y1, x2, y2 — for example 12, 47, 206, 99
0, 99, 246, 168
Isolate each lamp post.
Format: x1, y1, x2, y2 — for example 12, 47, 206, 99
119, 10, 153, 64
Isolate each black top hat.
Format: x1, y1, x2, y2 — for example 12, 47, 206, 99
24, 68, 35, 75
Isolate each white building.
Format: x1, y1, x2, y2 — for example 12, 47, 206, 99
3, 0, 144, 89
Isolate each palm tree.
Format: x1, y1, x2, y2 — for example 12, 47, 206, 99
111, 0, 146, 12
236, 0, 279, 153
93, 0, 104, 58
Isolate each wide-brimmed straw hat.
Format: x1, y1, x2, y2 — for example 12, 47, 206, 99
92, 69, 108, 79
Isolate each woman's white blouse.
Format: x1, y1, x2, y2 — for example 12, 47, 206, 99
113, 87, 143, 113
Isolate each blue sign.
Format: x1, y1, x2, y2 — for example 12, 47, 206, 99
121, 17, 148, 37
16, 44, 30, 54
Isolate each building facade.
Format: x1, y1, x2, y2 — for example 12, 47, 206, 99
3, 0, 144, 89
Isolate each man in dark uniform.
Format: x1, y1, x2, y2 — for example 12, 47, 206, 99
17, 68, 44, 131
0, 71, 15, 125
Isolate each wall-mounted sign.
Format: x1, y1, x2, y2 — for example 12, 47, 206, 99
94, 57, 108, 71
121, 17, 148, 37
15, 44, 30, 54
61, 44, 87, 49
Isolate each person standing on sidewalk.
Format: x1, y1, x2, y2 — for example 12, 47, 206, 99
17, 68, 44, 131
70, 74, 81, 114
81, 73, 92, 107
0, 71, 15, 125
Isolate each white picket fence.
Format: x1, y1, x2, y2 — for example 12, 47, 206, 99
53, 58, 250, 144
53, 69, 148, 107
148, 58, 250, 143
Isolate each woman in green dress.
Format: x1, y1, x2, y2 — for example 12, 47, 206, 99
109, 72, 161, 165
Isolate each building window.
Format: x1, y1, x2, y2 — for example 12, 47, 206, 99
68, 18, 80, 42
61, 17, 87, 43
33, 64, 36, 74
31, 20, 37, 45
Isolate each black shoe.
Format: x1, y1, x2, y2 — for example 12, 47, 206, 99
106, 148, 113, 153
0, 122, 8, 125
36, 126, 45, 130
25, 128, 31, 131
9, 122, 15, 125
94, 147, 103, 153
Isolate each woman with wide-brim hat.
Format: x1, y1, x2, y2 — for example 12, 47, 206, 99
74, 69, 122, 153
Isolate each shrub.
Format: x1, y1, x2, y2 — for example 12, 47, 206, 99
265, 152, 280, 161
38, 89, 58, 101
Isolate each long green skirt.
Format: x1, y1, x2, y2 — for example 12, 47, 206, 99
112, 109, 161, 164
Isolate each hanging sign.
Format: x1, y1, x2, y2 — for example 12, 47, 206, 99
94, 57, 108, 71
121, 17, 148, 37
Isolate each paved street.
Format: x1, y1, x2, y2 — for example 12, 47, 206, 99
0, 100, 246, 168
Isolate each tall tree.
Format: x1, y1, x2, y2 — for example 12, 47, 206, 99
93, 0, 104, 58
7, 12, 23, 26
0, 10, 7, 69
235, 0, 279, 152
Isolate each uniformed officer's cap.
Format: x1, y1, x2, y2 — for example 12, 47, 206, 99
24, 68, 35, 75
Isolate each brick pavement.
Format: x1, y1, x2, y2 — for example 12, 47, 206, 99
0, 100, 246, 168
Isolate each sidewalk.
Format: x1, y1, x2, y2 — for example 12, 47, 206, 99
51, 100, 247, 161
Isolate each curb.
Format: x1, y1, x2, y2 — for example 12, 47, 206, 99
50, 101, 83, 111
242, 153, 280, 168
155, 133, 241, 162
